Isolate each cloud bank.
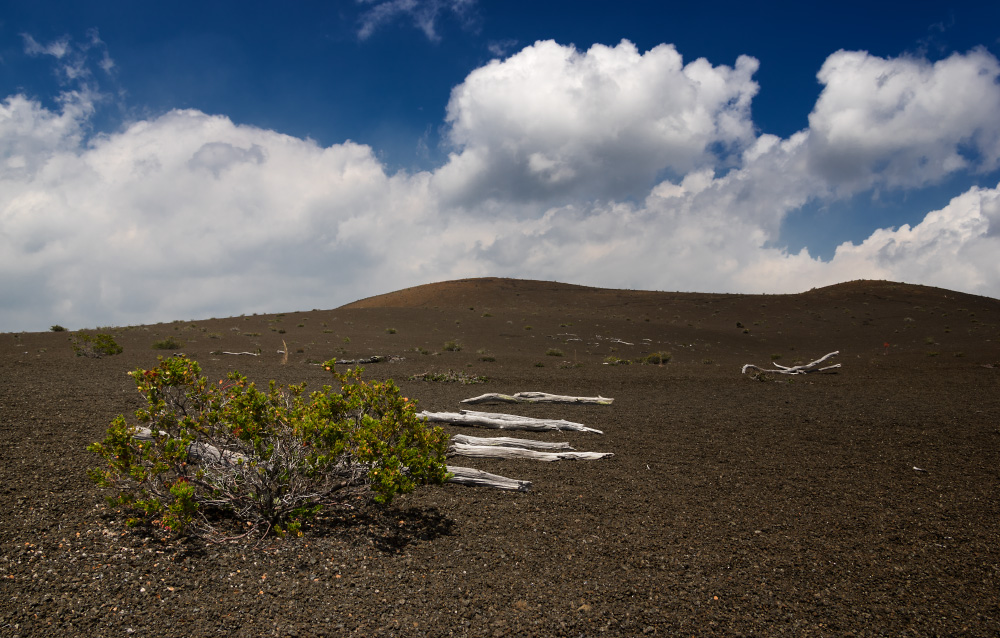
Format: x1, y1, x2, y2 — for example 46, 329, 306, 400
3, 39, 1000, 331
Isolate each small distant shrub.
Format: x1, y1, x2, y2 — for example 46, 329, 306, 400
524, 326, 532, 331
50, 325, 67, 332
343, 337, 351, 344
278, 329, 287, 334
443, 340, 462, 352
479, 355, 496, 362
546, 348, 564, 357
926, 351, 940, 357
152, 337, 184, 350
409, 370, 487, 385
770, 353, 782, 361
481, 313, 492, 318
414, 347, 430, 355
534, 362, 544, 367
640, 351, 672, 365
603, 356, 630, 366
72, 333, 123, 358
386, 328, 397, 334
924, 336, 936, 345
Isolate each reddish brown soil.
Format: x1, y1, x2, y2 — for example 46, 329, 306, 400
2, 278, 999, 637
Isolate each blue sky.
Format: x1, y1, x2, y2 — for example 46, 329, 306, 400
2, 0, 1000, 331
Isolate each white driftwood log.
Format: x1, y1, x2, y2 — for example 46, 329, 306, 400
445, 466, 531, 491
741, 351, 841, 375
132, 428, 527, 491
450, 434, 574, 450
419, 409, 603, 434
221, 351, 259, 356
460, 392, 613, 405
449, 443, 613, 462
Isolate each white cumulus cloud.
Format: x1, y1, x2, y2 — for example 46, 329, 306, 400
807, 48, 1000, 192
434, 39, 760, 207
3, 37, 1000, 332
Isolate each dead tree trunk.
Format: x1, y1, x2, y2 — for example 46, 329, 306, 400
132, 428, 528, 492
450, 434, 574, 450
418, 410, 603, 434
460, 392, 613, 405
445, 466, 531, 491
449, 443, 613, 462
742, 351, 841, 375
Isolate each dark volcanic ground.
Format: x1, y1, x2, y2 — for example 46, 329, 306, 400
1, 278, 999, 637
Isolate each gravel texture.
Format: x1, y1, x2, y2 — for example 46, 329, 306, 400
2, 278, 999, 637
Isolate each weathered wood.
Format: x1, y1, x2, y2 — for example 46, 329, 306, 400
742, 351, 841, 375
450, 434, 574, 450
133, 428, 528, 491
445, 466, 531, 491
460, 392, 613, 405
334, 355, 404, 365
221, 351, 259, 356
449, 443, 613, 462
418, 410, 603, 434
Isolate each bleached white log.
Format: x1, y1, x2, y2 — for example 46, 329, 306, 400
449, 443, 613, 462
741, 351, 841, 375
133, 428, 526, 491
460, 391, 613, 406
450, 434, 575, 450
221, 351, 259, 356
133, 427, 247, 464
419, 409, 603, 434
446, 466, 531, 491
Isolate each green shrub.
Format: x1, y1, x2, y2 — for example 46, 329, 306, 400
443, 340, 462, 352
50, 325, 67, 332
152, 337, 184, 350
546, 348, 564, 357
88, 356, 451, 540
603, 355, 630, 366
640, 351, 672, 365
72, 333, 123, 358
409, 370, 487, 385
386, 327, 397, 334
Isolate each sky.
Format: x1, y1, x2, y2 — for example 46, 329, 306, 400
2, 0, 1000, 332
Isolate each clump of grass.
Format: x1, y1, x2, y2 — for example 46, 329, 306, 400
546, 348, 564, 357
534, 362, 544, 367
524, 325, 532, 331
151, 337, 183, 350
409, 370, 487, 384
640, 351, 672, 365
603, 355, 630, 366
414, 346, 430, 355
770, 353, 782, 361
386, 328, 397, 334
479, 355, 496, 362
443, 340, 462, 352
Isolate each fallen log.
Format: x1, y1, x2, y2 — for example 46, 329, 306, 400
445, 466, 531, 491
418, 410, 603, 434
450, 434, 574, 450
742, 351, 841, 375
133, 428, 527, 491
449, 443, 613, 462
221, 351, 259, 356
334, 355, 404, 365
460, 391, 613, 405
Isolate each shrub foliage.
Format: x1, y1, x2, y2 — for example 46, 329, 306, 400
88, 356, 451, 539
72, 333, 123, 357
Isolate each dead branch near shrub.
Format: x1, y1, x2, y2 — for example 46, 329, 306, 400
460, 391, 613, 405
419, 410, 603, 434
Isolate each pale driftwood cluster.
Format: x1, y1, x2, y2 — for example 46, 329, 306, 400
741, 351, 841, 375
460, 391, 614, 405
418, 410, 603, 434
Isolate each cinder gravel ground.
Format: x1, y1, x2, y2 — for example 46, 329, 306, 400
2, 278, 999, 636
